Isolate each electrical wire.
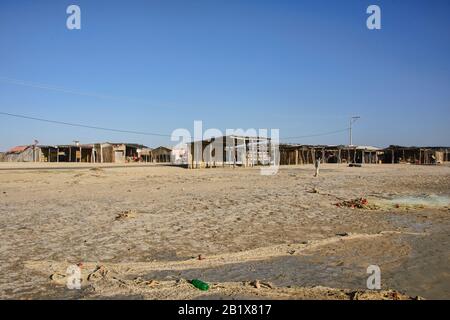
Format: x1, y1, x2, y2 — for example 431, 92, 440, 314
0, 111, 349, 140
0, 111, 172, 137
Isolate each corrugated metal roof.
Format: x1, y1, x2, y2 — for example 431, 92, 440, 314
106, 142, 148, 148
6, 145, 29, 154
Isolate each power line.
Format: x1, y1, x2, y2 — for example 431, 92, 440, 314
0, 77, 350, 141
280, 128, 349, 140
0, 76, 172, 109
0, 111, 350, 141
0, 111, 172, 137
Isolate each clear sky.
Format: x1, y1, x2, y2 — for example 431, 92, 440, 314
0, 0, 449, 151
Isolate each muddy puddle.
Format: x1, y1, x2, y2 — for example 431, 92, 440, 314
134, 212, 449, 299
380, 194, 450, 208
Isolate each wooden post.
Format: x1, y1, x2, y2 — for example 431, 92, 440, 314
248, 138, 252, 167
233, 138, 237, 168
188, 144, 192, 169
243, 138, 248, 167
256, 138, 259, 166
223, 137, 226, 167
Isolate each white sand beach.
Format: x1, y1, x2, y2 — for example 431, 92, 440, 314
0, 163, 449, 299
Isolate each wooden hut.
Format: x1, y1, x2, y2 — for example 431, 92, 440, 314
38, 144, 94, 162
382, 146, 450, 164
32, 142, 147, 163
186, 135, 272, 169
139, 148, 153, 163
89, 143, 147, 163
279, 145, 381, 165
3, 145, 36, 162
152, 146, 172, 163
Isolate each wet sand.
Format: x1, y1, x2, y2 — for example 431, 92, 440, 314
0, 163, 449, 299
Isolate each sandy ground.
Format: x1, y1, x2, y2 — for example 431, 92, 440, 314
0, 163, 449, 300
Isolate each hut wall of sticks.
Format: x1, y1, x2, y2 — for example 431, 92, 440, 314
382, 146, 450, 164
279, 145, 382, 165
187, 135, 273, 169
151, 146, 172, 163
39, 144, 95, 163
2, 142, 448, 166
1, 142, 148, 163
2, 145, 39, 162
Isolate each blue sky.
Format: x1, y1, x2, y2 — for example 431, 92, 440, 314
0, 0, 449, 150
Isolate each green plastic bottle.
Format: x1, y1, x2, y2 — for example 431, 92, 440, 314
191, 279, 209, 291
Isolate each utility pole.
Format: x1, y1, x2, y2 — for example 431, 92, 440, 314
349, 116, 360, 146
73, 140, 80, 162
33, 139, 39, 162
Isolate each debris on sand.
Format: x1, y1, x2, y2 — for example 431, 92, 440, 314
43, 264, 418, 299
190, 279, 209, 291
349, 289, 418, 300
87, 265, 109, 282
248, 280, 274, 289
348, 163, 362, 167
261, 281, 275, 289
115, 210, 137, 221
198, 254, 205, 261
176, 278, 188, 285
133, 277, 158, 287
335, 198, 374, 209
307, 187, 319, 194
49, 272, 66, 283
250, 280, 261, 289
336, 232, 349, 237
